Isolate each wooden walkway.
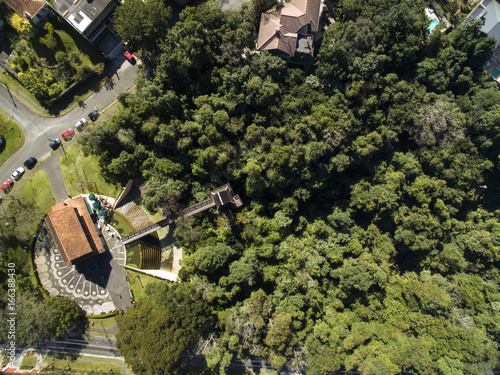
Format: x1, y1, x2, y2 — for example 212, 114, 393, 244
121, 198, 216, 245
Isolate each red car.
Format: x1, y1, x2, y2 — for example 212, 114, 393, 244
1, 179, 14, 193
123, 51, 136, 64
61, 129, 75, 141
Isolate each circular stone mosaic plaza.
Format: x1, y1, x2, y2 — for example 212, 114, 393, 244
33, 219, 131, 315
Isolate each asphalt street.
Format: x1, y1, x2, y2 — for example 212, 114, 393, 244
41, 336, 122, 359
0, 59, 137, 187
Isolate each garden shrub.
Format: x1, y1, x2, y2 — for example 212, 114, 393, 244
48, 83, 62, 97
13, 38, 31, 55
11, 56, 29, 72
55, 51, 67, 64
69, 51, 81, 64
8, 14, 33, 39
93, 62, 105, 75
76, 65, 92, 80
44, 35, 57, 51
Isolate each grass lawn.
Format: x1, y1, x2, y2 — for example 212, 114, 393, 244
43, 357, 125, 374
59, 142, 121, 198
88, 316, 117, 330
125, 269, 165, 301
0, 170, 55, 275
0, 71, 47, 115
125, 241, 140, 268
108, 211, 134, 237
20, 356, 37, 369
0, 170, 56, 243
50, 16, 104, 64
0, 108, 25, 165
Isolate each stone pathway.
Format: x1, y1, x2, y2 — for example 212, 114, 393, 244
35, 222, 114, 315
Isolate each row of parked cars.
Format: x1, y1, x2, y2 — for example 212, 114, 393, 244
0, 156, 37, 193
49, 110, 99, 150
1, 111, 100, 194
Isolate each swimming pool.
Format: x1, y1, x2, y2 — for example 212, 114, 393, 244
428, 18, 439, 34
491, 67, 500, 79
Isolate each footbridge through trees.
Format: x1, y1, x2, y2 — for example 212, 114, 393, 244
121, 184, 243, 245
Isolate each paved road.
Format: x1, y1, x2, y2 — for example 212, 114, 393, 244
40, 335, 122, 359
39, 145, 69, 202
0, 59, 137, 187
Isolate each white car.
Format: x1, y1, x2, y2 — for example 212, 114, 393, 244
11, 167, 25, 181
75, 118, 87, 131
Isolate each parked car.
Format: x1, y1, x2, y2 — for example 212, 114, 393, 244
88, 110, 99, 122
1, 179, 14, 193
11, 167, 25, 181
49, 139, 61, 150
61, 129, 75, 140
23, 156, 37, 169
123, 51, 136, 64
75, 118, 87, 131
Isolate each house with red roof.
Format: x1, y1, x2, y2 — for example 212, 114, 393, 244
45, 196, 106, 265
2, 0, 50, 26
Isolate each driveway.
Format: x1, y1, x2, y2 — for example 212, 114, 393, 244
0, 59, 137, 187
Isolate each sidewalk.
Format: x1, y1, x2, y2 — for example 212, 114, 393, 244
16, 89, 48, 114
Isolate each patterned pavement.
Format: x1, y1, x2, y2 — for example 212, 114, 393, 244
34, 196, 132, 315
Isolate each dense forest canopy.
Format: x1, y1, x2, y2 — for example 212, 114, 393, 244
85, 0, 500, 373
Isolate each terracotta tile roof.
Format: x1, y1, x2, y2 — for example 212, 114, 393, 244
3, 0, 46, 19
45, 196, 105, 265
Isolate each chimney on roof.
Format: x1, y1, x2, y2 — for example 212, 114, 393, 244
280, 0, 284, 6
275, 27, 280, 36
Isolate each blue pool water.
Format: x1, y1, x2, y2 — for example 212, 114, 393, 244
428, 18, 439, 34
491, 67, 500, 79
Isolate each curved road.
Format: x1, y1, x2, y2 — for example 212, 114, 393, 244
0, 60, 137, 185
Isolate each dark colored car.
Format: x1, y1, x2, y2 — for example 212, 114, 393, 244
88, 110, 99, 122
123, 51, 136, 64
49, 139, 62, 150
61, 129, 75, 141
1, 179, 14, 193
23, 156, 37, 169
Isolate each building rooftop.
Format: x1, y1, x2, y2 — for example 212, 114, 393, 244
51, 0, 113, 33
3, 0, 46, 19
465, 0, 500, 47
257, 0, 321, 57
210, 184, 243, 210
45, 196, 105, 265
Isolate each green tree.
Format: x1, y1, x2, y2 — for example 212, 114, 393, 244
8, 14, 33, 39
114, 0, 171, 53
